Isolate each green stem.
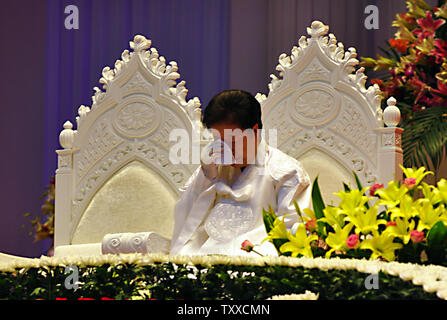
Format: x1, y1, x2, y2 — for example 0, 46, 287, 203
251, 249, 264, 257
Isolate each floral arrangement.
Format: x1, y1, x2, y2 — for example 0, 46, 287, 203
0, 253, 445, 299
259, 165, 447, 266
23, 177, 55, 254
360, 0, 447, 172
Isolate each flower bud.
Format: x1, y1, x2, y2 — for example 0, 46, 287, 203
241, 240, 254, 252
410, 230, 425, 243
346, 234, 360, 249
369, 184, 384, 196
305, 219, 317, 233
404, 177, 417, 189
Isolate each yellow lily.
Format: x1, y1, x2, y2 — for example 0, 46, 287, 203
394, 27, 417, 43
376, 181, 408, 209
413, 0, 432, 10
388, 194, 418, 220
434, 3, 447, 19
344, 203, 387, 234
384, 218, 415, 245
400, 165, 433, 185
302, 208, 317, 223
416, 199, 447, 231
334, 188, 371, 215
416, 37, 435, 55
360, 231, 403, 261
319, 206, 346, 228
263, 215, 289, 242
406, 0, 431, 17
436, 63, 447, 82
325, 223, 354, 259
279, 224, 318, 258
392, 12, 413, 30
418, 182, 442, 205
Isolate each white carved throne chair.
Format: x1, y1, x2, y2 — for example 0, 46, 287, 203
257, 21, 403, 206
52, 21, 404, 258
54, 35, 202, 256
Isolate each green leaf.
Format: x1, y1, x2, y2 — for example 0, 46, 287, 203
262, 206, 277, 234
401, 107, 447, 172
378, 45, 392, 58
427, 221, 447, 264
311, 176, 326, 220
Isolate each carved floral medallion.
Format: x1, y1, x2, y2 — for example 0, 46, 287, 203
113, 101, 161, 138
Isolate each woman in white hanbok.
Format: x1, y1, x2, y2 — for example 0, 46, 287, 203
169, 90, 311, 257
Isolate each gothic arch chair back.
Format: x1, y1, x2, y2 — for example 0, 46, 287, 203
54, 35, 202, 256
257, 21, 403, 206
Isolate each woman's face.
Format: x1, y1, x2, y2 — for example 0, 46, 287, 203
209, 122, 259, 168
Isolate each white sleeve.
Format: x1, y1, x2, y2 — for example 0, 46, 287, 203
271, 155, 312, 232
171, 167, 214, 246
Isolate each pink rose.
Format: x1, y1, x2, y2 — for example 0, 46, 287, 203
410, 230, 426, 243
404, 178, 417, 189
241, 240, 254, 252
369, 184, 384, 196
346, 234, 360, 249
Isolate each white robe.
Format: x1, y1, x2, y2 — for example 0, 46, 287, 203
169, 139, 312, 257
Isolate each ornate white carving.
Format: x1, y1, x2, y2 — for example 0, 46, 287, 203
330, 100, 377, 158
101, 232, 170, 255
76, 106, 90, 130
84, 35, 201, 127
263, 20, 382, 117
383, 97, 401, 127
382, 132, 402, 148
74, 144, 133, 206
258, 20, 404, 191
290, 85, 340, 127
296, 90, 333, 119
59, 121, 75, 149
113, 101, 161, 138
71, 138, 191, 234
298, 60, 331, 84
122, 71, 153, 95
307, 20, 330, 39
58, 153, 72, 169
147, 109, 184, 149
76, 120, 122, 180
382, 133, 394, 147
264, 100, 302, 146
64, 35, 203, 240
280, 128, 378, 184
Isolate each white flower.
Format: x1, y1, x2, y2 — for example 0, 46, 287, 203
437, 288, 447, 300
423, 280, 443, 293
399, 270, 416, 281
267, 290, 319, 300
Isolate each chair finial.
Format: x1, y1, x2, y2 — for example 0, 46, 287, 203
383, 97, 401, 127
60, 121, 75, 149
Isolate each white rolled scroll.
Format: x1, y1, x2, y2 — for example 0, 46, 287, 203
101, 232, 170, 255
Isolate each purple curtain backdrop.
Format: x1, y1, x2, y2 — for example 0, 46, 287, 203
2, 0, 437, 257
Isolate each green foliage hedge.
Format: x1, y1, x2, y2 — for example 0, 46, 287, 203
0, 262, 440, 300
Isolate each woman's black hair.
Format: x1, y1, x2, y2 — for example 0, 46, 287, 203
202, 90, 263, 129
